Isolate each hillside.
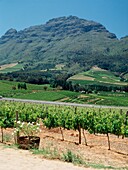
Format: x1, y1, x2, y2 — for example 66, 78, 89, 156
0, 16, 128, 74
68, 66, 128, 86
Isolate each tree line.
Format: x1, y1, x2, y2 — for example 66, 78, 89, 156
0, 70, 128, 93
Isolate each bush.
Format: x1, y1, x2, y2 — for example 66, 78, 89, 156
62, 150, 84, 165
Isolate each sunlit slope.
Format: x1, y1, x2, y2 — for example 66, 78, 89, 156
68, 66, 128, 86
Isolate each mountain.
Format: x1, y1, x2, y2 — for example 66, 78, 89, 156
0, 16, 128, 74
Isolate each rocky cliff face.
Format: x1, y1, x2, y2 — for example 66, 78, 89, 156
43, 16, 112, 36
0, 16, 117, 43
0, 28, 17, 43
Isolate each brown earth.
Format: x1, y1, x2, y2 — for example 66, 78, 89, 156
0, 63, 18, 70
91, 66, 107, 71
39, 127, 128, 169
0, 127, 128, 170
0, 143, 95, 170
69, 75, 95, 81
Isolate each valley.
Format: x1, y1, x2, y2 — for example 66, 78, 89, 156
0, 3, 128, 170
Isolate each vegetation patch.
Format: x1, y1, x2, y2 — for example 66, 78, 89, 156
0, 101, 128, 169
69, 67, 127, 86
0, 80, 128, 106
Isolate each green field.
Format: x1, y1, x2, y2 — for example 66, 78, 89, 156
63, 92, 128, 106
0, 80, 128, 106
68, 67, 128, 86
0, 80, 78, 101
12, 90, 79, 101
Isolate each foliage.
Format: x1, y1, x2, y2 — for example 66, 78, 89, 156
0, 80, 128, 106
0, 101, 128, 149
32, 147, 60, 159
32, 147, 85, 166
62, 150, 84, 164
13, 121, 41, 137
18, 83, 27, 90
68, 68, 128, 93
69, 68, 126, 85
0, 111, 14, 129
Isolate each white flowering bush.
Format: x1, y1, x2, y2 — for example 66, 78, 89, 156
13, 121, 41, 137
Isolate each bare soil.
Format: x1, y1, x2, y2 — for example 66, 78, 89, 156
39, 127, 128, 169
0, 144, 94, 170
0, 127, 128, 170
92, 66, 107, 71
0, 63, 18, 70
69, 75, 94, 81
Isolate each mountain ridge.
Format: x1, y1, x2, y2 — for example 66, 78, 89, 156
0, 16, 127, 74
1, 16, 117, 41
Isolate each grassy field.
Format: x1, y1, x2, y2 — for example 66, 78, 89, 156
0, 80, 128, 106
68, 66, 128, 86
12, 90, 78, 101
63, 92, 128, 106
0, 80, 78, 101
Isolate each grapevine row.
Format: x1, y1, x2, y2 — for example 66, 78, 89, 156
0, 101, 128, 150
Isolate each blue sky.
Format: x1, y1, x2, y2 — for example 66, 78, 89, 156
0, 0, 128, 38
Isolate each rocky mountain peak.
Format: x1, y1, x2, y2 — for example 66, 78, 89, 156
5, 28, 17, 35
1, 28, 17, 42
0, 16, 123, 67
43, 16, 117, 38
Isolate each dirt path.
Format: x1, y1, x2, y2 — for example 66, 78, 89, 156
0, 144, 96, 170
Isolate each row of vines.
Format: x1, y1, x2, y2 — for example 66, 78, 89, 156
0, 101, 128, 150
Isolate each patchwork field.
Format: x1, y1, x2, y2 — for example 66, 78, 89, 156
0, 80, 128, 106
68, 66, 128, 86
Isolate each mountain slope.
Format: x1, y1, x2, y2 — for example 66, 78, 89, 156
0, 16, 128, 74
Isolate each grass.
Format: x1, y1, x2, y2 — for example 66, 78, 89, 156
63, 92, 128, 106
0, 80, 79, 101
68, 67, 128, 86
0, 134, 127, 169
87, 163, 115, 169
32, 148, 87, 167
3, 133, 13, 143
0, 143, 19, 149
32, 147, 60, 159
32, 148, 118, 169
62, 150, 84, 165
85, 69, 120, 83
13, 91, 78, 101
0, 80, 128, 106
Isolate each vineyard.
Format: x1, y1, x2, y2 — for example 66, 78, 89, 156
0, 101, 128, 151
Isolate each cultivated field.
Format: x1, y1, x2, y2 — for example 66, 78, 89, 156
0, 101, 128, 169
0, 127, 128, 169
68, 66, 128, 86
0, 80, 128, 106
